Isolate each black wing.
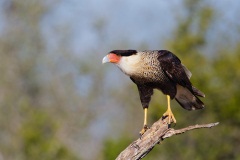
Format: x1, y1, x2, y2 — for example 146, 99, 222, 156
130, 77, 153, 108
157, 50, 205, 110
157, 50, 193, 91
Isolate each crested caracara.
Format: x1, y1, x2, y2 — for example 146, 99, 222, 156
102, 50, 205, 136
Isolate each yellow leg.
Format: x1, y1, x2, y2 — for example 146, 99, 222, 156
139, 108, 149, 136
163, 95, 177, 124
144, 108, 147, 126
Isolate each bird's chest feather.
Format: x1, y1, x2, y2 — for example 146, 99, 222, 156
117, 53, 167, 84
127, 59, 166, 84
131, 67, 166, 84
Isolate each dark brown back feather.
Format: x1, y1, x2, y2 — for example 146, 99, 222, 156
157, 50, 205, 110
157, 50, 193, 93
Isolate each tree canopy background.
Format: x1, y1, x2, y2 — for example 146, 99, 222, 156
0, 0, 239, 159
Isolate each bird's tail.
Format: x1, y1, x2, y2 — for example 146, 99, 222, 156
175, 85, 205, 110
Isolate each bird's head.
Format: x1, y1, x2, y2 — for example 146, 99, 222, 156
102, 50, 137, 64
102, 50, 141, 75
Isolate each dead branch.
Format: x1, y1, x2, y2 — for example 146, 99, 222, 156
116, 117, 219, 160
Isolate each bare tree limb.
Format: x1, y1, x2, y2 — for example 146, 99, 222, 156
116, 117, 219, 160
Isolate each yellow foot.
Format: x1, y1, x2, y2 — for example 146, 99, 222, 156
163, 109, 177, 125
139, 125, 149, 137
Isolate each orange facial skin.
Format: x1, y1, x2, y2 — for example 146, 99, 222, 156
108, 53, 121, 63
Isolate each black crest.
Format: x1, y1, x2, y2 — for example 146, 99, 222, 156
109, 50, 137, 56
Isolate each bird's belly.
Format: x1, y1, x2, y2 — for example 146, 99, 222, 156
131, 70, 176, 98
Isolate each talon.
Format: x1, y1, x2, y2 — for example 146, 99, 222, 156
163, 109, 177, 124
139, 125, 149, 138
163, 95, 177, 125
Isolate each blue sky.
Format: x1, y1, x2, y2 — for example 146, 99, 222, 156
40, 0, 240, 58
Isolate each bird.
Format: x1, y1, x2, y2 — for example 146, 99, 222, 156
102, 50, 205, 136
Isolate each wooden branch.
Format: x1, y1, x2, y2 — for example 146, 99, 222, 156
116, 117, 219, 160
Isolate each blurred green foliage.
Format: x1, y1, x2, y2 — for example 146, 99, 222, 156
20, 106, 78, 160
0, 0, 81, 159
103, 137, 132, 160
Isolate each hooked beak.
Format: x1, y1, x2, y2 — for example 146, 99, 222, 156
102, 54, 120, 64
102, 55, 110, 64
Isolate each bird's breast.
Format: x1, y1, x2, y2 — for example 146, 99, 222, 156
131, 66, 167, 84
118, 52, 169, 84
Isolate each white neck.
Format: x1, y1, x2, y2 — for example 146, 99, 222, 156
116, 54, 141, 76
